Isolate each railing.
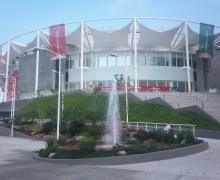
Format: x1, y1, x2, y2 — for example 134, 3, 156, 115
122, 121, 196, 137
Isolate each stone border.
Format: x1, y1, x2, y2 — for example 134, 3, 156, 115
34, 142, 208, 165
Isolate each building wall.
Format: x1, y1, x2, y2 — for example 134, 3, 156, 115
18, 51, 55, 97
211, 50, 220, 90
197, 49, 220, 92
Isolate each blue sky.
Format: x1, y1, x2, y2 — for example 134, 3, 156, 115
0, 0, 220, 47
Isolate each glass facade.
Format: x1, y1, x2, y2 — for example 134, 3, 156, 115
67, 50, 197, 92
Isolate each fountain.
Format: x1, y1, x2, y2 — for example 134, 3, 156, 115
105, 80, 121, 145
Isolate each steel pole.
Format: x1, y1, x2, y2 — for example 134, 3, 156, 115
184, 22, 191, 92
35, 29, 40, 97
56, 55, 61, 141
80, 21, 84, 90
125, 60, 129, 123
10, 78, 16, 137
134, 18, 138, 92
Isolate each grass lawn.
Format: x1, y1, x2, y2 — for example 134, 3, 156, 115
16, 92, 220, 131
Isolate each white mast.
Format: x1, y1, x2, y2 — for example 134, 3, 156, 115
184, 21, 191, 92
35, 29, 40, 97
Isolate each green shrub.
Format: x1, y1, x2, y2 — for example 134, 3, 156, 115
57, 136, 67, 146
126, 143, 147, 154
176, 132, 185, 144
41, 122, 53, 135
84, 125, 104, 138
150, 130, 165, 142
46, 138, 58, 149
38, 138, 58, 158
126, 138, 139, 145
38, 148, 51, 157
163, 130, 175, 144
79, 136, 97, 156
150, 130, 175, 144
184, 131, 196, 144
67, 120, 84, 136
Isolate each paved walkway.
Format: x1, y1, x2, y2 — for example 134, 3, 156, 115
0, 136, 45, 165
103, 138, 220, 180
0, 134, 219, 180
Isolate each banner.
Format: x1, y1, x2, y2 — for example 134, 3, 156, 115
199, 23, 214, 59
49, 24, 67, 60
7, 69, 18, 101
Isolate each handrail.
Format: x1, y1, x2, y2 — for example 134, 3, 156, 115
122, 121, 196, 127
122, 121, 196, 137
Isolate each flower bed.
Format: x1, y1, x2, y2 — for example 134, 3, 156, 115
38, 129, 201, 159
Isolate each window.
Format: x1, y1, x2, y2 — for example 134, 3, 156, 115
65, 72, 68, 82
158, 81, 166, 86
84, 57, 91, 67
125, 56, 131, 66
166, 58, 169, 66
149, 57, 157, 66
99, 56, 107, 67
95, 57, 99, 67
117, 56, 125, 66
177, 58, 184, 67
74, 58, 80, 68
193, 60, 197, 69
138, 55, 146, 66
108, 56, 116, 67
193, 72, 197, 81
157, 57, 165, 66
148, 81, 156, 86
177, 54, 184, 67
65, 57, 72, 69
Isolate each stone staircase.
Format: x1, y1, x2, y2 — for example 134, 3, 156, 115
133, 92, 220, 123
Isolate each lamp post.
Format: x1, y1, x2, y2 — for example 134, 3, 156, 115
125, 63, 129, 123
33, 47, 62, 141
51, 69, 64, 126
0, 73, 16, 136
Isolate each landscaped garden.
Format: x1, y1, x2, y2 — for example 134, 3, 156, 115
5, 92, 217, 159
38, 125, 200, 159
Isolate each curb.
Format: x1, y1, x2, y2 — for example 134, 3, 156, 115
34, 142, 208, 165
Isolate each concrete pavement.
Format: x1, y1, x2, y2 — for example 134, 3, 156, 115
0, 130, 219, 179
103, 138, 220, 180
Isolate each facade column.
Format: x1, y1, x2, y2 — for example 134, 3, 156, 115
80, 21, 84, 90
184, 21, 191, 92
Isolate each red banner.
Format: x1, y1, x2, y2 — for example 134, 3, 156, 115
49, 24, 67, 59
7, 69, 18, 101
99, 86, 170, 91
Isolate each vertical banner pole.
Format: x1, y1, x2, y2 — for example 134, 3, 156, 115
134, 18, 138, 92
10, 78, 16, 137
57, 55, 61, 141
125, 57, 129, 123
184, 21, 191, 92
4, 41, 11, 102
80, 21, 84, 90
35, 29, 40, 97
